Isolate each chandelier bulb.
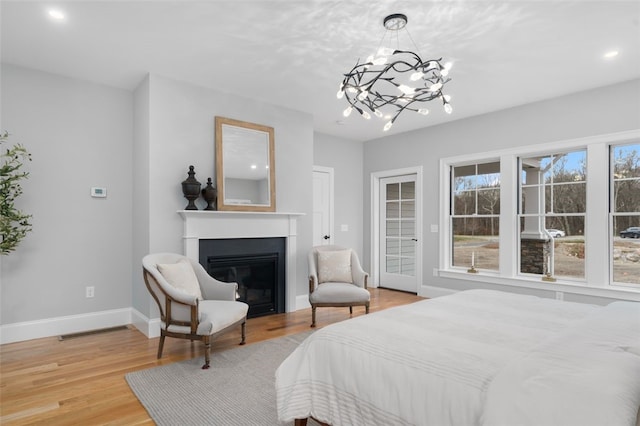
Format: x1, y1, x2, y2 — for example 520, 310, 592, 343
374, 109, 383, 118
377, 47, 394, 57
442, 94, 452, 102
361, 111, 371, 119
383, 120, 394, 131
337, 90, 344, 99
444, 62, 453, 70
358, 90, 369, 101
343, 106, 353, 117
417, 108, 429, 115
372, 57, 388, 66
410, 72, 424, 81
429, 82, 443, 92
444, 103, 453, 114
398, 84, 415, 95
347, 87, 358, 94
440, 68, 449, 77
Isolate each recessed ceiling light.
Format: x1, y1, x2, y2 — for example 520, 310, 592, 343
48, 9, 66, 21
604, 50, 619, 59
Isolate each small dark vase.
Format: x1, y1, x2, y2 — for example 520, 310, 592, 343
202, 177, 217, 210
181, 165, 201, 210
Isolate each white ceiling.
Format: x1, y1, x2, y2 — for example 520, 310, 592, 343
2, 1, 639, 142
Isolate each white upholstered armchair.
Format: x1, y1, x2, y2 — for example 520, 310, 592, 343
308, 245, 370, 327
142, 253, 249, 369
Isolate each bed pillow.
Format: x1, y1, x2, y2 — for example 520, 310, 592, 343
318, 249, 353, 283
157, 258, 203, 299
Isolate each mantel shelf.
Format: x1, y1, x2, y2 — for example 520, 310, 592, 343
178, 210, 305, 218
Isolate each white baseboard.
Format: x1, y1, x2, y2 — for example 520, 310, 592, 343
0, 308, 132, 345
419, 285, 458, 299
130, 308, 161, 338
295, 294, 311, 310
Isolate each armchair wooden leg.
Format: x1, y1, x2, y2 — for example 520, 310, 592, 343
240, 321, 246, 345
349, 306, 353, 315
311, 306, 317, 328
365, 303, 370, 314
157, 334, 166, 359
202, 336, 211, 370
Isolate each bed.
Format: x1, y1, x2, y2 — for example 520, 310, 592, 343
275, 289, 640, 426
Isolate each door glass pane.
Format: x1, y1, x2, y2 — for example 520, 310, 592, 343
401, 257, 415, 276
401, 201, 415, 218
401, 181, 415, 199
386, 220, 399, 236
386, 201, 399, 218
386, 257, 400, 274
386, 183, 399, 200
386, 238, 399, 256
400, 220, 415, 237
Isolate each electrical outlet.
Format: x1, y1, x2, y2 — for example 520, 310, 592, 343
86, 286, 95, 298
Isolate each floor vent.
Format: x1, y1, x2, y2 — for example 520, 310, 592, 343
58, 325, 129, 341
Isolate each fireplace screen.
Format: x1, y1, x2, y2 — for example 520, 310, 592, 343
208, 254, 280, 317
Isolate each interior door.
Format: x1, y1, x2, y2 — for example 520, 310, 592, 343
379, 174, 418, 292
312, 167, 333, 247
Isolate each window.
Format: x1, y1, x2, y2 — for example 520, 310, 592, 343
450, 162, 500, 271
611, 143, 640, 285
441, 130, 640, 296
519, 150, 586, 280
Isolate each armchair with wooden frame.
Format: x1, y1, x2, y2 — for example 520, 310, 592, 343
308, 245, 370, 327
142, 253, 249, 369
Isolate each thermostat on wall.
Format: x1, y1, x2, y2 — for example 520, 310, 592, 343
91, 187, 107, 198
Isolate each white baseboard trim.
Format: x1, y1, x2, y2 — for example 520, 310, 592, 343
130, 308, 161, 338
295, 294, 311, 311
0, 308, 132, 345
420, 285, 458, 299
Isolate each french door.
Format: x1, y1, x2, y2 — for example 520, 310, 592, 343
379, 174, 418, 292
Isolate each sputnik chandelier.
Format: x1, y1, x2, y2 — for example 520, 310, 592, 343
337, 13, 452, 132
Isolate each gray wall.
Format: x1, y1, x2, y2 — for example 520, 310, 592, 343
363, 78, 640, 303
313, 132, 364, 257
1, 64, 133, 324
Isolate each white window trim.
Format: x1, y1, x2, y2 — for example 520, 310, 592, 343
439, 129, 640, 302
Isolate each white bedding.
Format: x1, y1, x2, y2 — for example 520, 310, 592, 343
275, 289, 640, 426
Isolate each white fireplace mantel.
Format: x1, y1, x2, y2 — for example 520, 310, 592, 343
178, 210, 304, 312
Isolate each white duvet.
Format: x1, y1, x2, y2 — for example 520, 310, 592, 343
275, 290, 640, 426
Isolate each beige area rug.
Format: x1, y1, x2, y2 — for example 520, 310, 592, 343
126, 331, 316, 426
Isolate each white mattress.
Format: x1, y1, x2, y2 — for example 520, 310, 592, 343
275, 289, 640, 426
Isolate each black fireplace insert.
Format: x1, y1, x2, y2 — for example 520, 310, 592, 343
200, 238, 285, 318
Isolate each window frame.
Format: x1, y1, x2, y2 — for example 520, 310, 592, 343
439, 129, 640, 300
609, 142, 640, 288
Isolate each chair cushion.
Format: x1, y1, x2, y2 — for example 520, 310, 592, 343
197, 300, 249, 335
318, 249, 352, 283
309, 282, 370, 304
157, 258, 203, 300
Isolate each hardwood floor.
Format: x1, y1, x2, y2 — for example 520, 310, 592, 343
0, 288, 422, 425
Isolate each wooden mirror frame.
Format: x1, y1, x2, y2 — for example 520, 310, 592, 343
215, 116, 276, 212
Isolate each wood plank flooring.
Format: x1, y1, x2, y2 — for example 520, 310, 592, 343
0, 288, 422, 425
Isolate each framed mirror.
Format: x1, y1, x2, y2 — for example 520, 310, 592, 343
215, 116, 276, 212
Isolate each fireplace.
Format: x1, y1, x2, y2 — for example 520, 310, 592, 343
179, 210, 304, 313
200, 237, 285, 318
